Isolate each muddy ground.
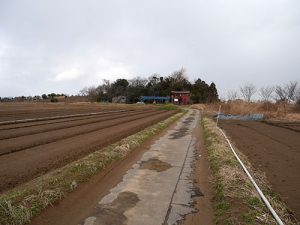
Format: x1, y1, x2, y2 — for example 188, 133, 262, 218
219, 120, 300, 221
0, 103, 175, 193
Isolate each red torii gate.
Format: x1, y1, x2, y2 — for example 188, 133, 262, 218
171, 91, 190, 105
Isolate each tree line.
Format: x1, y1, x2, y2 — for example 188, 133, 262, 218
227, 81, 300, 104
79, 68, 219, 104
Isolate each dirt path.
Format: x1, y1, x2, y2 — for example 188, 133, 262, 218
0, 110, 174, 192
183, 117, 214, 225
220, 120, 300, 221
29, 109, 214, 225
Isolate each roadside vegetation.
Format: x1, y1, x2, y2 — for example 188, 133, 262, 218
157, 104, 179, 111
202, 116, 298, 225
0, 112, 184, 225
202, 100, 300, 121
217, 81, 300, 120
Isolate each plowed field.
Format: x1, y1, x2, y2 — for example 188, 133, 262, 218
220, 120, 300, 221
0, 103, 175, 193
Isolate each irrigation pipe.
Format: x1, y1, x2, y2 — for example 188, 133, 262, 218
217, 126, 284, 225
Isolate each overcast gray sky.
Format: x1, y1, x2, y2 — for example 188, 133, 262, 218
0, 0, 299, 98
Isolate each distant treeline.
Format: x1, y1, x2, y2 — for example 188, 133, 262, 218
0, 93, 71, 103
80, 68, 219, 103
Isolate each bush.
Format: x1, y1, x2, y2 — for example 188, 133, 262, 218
50, 98, 58, 103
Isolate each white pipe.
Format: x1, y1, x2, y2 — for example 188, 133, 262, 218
217, 127, 284, 225
216, 104, 222, 127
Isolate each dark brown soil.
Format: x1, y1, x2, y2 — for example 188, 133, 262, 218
219, 120, 300, 221
27, 110, 215, 225
29, 122, 173, 225
0, 105, 175, 193
0, 110, 158, 156
0, 102, 154, 121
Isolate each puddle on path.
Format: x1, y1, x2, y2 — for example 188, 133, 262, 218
169, 116, 194, 139
81, 192, 139, 225
140, 158, 172, 172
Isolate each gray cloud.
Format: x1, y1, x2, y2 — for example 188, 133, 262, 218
0, 0, 299, 98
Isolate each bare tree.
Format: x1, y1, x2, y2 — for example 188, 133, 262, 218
102, 79, 111, 93
275, 82, 298, 103
79, 86, 98, 101
296, 87, 300, 103
227, 90, 239, 101
240, 83, 256, 102
259, 86, 274, 102
275, 85, 287, 102
286, 81, 298, 102
79, 87, 89, 96
170, 68, 187, 83
129, 77, 148, 87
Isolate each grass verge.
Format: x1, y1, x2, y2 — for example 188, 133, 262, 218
202, 116, 298, 225
157, 103, 179, 111
0, 112, 184, 225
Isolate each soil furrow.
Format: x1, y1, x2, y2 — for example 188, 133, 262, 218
0, 111, 162, 155
0, 110, 127, 126
0, 109, 106, 121
0, 110, 175, 193
0, 110, 133, 131
0, 110, 148, 140
220, 120, 300, 221
0, 107, 114, 122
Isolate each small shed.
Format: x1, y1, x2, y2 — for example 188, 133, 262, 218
140, 96, 170, 104
112, 96, 126, 103
171, 91, 190, 105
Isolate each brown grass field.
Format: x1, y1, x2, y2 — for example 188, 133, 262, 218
193, 101, 300, 121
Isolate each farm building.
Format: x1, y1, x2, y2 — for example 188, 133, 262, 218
140, 96, 170, 104
112, 96, 126, 103
171, 91, 190, 105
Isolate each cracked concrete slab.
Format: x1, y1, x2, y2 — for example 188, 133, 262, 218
80, 109, 201, 225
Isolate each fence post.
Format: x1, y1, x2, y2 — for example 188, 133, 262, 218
216, 104, 222, 127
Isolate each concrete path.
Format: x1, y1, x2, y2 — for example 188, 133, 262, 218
80, 109, 200, 225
